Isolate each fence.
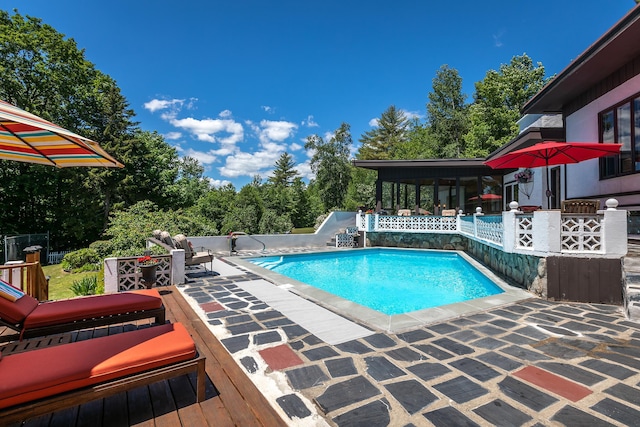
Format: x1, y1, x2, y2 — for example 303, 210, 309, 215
47, 250, 71, 265
358, 199, 627, 258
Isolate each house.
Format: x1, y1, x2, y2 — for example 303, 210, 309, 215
506, 4, 640, 230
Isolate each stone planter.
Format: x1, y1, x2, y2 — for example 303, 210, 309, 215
140, 264, 158, 289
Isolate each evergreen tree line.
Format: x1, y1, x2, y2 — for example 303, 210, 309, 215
0, 10, 549, 257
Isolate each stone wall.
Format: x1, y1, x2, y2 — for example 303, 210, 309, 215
365, 232, 546, 297
365, 232, 467, 251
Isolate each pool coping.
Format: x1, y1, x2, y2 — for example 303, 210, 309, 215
228, 247, 533, 333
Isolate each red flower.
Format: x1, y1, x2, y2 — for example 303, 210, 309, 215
137, 255, 158, 266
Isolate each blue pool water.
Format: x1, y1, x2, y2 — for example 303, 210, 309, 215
247, 249, 504, 315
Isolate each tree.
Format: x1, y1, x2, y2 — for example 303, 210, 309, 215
305, 123, 352, 210
426, 65, 469, 158
357, 106, 409, 160
190, 183, 236, 231
395, 118, 439, 160
102, 200, 217, 257
464, 54, 548, 157
268, 152, 299, 187
0, 11, 136, 248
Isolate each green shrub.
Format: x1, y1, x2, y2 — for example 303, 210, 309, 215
61, 248, 100, 271
314, 213, 328, 231
70, 275, 98, 296
89, 240, 113, 258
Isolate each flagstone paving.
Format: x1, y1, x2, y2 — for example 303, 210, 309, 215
180, 256, 640, 426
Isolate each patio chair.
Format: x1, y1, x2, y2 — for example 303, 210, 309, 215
519, 205, 541, 213
173, 234, 214, 273
441, 209, 457, 216
561, 199, 599, 214
0, 281, 165, 341
0, 322, 206, 423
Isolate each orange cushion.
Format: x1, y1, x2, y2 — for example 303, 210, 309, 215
0, 292, 39, 325
0, 322, 196, 409
23, 289, 163, 329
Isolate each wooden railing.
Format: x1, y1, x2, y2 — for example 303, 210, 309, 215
0, 262, 49, 301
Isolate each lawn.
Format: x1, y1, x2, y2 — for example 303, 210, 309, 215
291, 227, 314, 234
42, 264, 102, 300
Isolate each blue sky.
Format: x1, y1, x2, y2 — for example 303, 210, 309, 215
6, 1, 637, 188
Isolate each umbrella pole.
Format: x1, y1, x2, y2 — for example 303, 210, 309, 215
545, 165, 552, 209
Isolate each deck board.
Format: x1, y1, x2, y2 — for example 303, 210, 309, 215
0, 285, 287, 426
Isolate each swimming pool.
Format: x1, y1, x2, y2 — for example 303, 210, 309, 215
246, 248, 504, 315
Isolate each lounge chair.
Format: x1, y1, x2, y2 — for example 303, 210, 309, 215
0, 322, 205, 423
173, 234, 214, 273
561, 199, 599, 214
0, 282, 165, 341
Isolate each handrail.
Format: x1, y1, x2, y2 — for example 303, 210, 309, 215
229, 232, 266, 255
0, 262, 48, 301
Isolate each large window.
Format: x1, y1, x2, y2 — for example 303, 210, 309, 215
600, 93, 640, 178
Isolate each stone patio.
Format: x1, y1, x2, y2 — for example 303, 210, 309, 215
180, 254, 640, 426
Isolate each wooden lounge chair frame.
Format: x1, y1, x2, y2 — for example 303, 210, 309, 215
0, 289, 166, 342
0, 304, 166, 341
0, 348, 205, 424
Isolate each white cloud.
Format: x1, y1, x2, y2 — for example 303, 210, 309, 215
401, 109, 422, 120
175, 146, 219, 165
219, 149, 282, 178
208, 178, 232, 188
170, 117, 244, 144
144, 98, 184, 113
289, 142, 303, 151
257, 120, 298, 145
219, 109, 232, 118
493, 30, 505, 48
368, 118, 379, 127
302, 115, 319, 127
164, 131, 182, 140
261, 105, 273, 113
296, 160, 314, 181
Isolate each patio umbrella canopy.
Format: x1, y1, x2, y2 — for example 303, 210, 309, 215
484, 141, 621, 170
484, 141, 621, 205
468, 194, 502, 201
0, 100, 124, 168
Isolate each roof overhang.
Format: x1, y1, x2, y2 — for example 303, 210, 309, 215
522, 5, 640, 114
352, 158, 487, 171
485, 127, 565, 162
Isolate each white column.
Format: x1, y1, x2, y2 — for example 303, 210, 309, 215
502, 210, 517, 253
532, 210, 562, 253
602, 199, 627, 257
104, 257, 118, 293
171, 249, 186, 285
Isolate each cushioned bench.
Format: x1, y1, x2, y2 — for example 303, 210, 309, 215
0, 288, 165, 341
0, 322, 205, 423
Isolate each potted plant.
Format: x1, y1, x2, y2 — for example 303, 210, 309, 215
137, 255, 159, 289
514, 168, 534, 199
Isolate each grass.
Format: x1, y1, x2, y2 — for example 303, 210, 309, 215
291, 227, 315, 234
42, 264, 102, 300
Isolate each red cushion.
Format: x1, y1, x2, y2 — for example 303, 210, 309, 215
0, 293, 39, 324
23, 289, 163, 329
0, 322, 196, 409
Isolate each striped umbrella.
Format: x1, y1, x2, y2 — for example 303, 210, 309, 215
0, 99, 124, 168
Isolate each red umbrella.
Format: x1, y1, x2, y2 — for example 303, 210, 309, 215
484, 141, 621, 169
468, 194, 502, 201
484, 141, 621, 205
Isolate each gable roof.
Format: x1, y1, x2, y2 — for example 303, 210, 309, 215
522, 4, 640, 114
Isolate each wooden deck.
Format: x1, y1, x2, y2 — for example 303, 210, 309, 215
0, 286, 286, 426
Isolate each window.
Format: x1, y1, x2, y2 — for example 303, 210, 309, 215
600, 93, 640, 178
